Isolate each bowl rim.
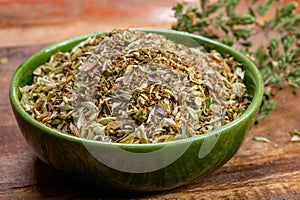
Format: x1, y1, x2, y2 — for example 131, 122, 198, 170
9, 28, 264, 148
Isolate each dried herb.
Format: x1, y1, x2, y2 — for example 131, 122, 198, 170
0, 57, 8, 65
289, 129, 300, 142
20, 29, 249, 143
254, 136, 270, 143
172, 0, 300, 120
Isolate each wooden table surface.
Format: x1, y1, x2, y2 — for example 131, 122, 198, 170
1, 40, 300, 200
1, 1, 300, 199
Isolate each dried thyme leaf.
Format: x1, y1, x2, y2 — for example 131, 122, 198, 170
0, 57, 8, 65
20, 29, 249, 143
289, 129, 300, 142
254, 136, 270, 143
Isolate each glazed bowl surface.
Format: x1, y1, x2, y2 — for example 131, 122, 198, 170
10, 28, 264, 192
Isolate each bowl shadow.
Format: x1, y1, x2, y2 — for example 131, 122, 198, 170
34, 158, 160, 199
33, 153, 284, 199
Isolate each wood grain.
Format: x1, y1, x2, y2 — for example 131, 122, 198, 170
0, 45, 299, 199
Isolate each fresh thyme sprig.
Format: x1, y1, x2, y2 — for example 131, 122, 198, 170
172, 0, 300, 120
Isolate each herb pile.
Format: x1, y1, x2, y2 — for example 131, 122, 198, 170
173, 0, 300, 120
20, 30, 249, 143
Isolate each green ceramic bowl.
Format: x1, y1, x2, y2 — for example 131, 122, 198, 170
10, 28, 264, 192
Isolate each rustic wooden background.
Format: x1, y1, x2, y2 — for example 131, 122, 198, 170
0, 0, 300, 199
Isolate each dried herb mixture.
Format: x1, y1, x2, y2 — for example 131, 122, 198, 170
20, 29, 249, 143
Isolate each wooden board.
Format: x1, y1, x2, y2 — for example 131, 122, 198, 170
0, 45, 299, 199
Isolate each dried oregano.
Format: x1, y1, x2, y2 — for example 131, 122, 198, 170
20, 29, 249, 143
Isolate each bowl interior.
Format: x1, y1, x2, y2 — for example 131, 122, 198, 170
10, 28, 263, 146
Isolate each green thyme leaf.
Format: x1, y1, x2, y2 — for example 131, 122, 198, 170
257, 0, 274, 16
172, 0, 300, 120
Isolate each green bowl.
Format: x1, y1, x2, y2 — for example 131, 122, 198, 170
9, 28, 264, 192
